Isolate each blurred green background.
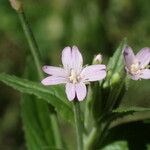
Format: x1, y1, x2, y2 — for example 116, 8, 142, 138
0, 0, 150, 149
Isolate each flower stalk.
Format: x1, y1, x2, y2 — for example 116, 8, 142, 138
84, 127, 97, 150
18, 12, 43, 79
9, 1, 63, 148
73, 101, 83, 150
18, 11, 63, 148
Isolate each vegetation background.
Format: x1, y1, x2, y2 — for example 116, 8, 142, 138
0, 0, 150, 149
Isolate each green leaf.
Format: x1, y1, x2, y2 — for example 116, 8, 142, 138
22, 94, 50, 150
102, 141, 129, 150
107, 38, 127, 74
21, 57, 64, 150
147, 144, 150, 150
103, 38, 127, 88
113, 107, 150, 113
22, 94, 63, 150
92, 39, 128, 122
102, 107, 150, 126
109, 107, 150, 129
100, 38, 128, 114
0, 73, 73, 123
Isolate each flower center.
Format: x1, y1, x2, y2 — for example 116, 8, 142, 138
130, 62, 141, 75
69, 69, 78, 84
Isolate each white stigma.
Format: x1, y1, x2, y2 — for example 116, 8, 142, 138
130, 61, 141, 75
69, 69, 78, 84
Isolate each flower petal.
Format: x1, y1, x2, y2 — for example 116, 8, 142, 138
81, 64, 106, 82
75, 83, 86, 101
123, 46, 136, 69
41, 76, 67, 85
65, 83, 75, 101
61, 46, 83, 73
42, 66, 68, 77
72, 46, 83, 73
139, 69, 150, 79
136, 47, 150, 67
130, 75, 140, 80
62, 46, 72, 70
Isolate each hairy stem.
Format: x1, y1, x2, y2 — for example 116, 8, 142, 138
73, 101, 83, 150
18, 12, 43, 79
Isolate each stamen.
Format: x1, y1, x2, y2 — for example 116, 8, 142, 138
69, 69, 78, 84
130, 62, 141, 75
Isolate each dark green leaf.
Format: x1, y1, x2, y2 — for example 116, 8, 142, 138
22, 95, 49, 150
109, 108, 150, 129
0, 73, 73, 123
107, 38, 127, 74
103, 38, 127, 88
100, 38, 128, 114
21, 57, 64, 150
113, 107, 150, 113
102, 141, 129, 150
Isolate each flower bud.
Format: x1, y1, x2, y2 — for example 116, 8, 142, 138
93, 54, 102, 64
110, 73, 120, 85
103, 70, 112, 88
9, 0, 23, 12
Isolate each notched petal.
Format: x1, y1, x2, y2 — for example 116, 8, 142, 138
41, 76, 67, 85
81, 64, 106, 82
42, 66, 67, 77
75, 83, 86, 101
62, 46, 72, 69
130, 74, 140, 80
72, 46, 83, 72
65, 83, 75, 101
140, 69, 150, 79
136, 47, 150, 67
123, 46, 136, 69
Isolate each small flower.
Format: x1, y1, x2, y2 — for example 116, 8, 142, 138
123, 46, 150, 80
41, 46, 106, 101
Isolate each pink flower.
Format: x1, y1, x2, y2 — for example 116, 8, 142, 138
41, 46, 106, 101
123, 46, 150, 80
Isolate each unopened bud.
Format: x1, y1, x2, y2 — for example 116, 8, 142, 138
93, 54, 102, 64
110, 73, 120, 85
9, 0, 23, 12
103, 70, 111, 88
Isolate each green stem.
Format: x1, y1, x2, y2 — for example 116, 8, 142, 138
85, 121, 111, 149
17, 11, 62, 148
84, 127, 97, 150
73, 101, 83, 150
98, 121, 111, 148
84, 86, 92, 130
50, 114, 63, 148
18, 12, 43, 79
103, 74, 126, 113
